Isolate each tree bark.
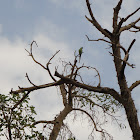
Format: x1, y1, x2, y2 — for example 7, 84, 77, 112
49, 105, 72, 140
123, 93, 140, 140
111, 36, 140, 140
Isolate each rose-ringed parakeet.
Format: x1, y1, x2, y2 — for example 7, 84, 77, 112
79, 47, 83, 62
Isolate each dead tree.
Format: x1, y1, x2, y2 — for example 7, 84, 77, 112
84, 0, 140, 139
10, 0, 140, 140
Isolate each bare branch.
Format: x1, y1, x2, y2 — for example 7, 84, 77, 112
25, 41, 47, 70
115, 7, 140, 33
86, 35, 127, 54
113, 0, 123, 29
26, 41, 60, 82
123, 7, 140, 22
72, 107, 112, 140
46, 50, 60, 82
85, 0, 112, 39
119, 39, 136, 78
127, 39, 136, 53
33, 120, 56, 126
75, 65, 101, 86
47, 50, 60, 66
109, 52, 135, 68
73, 108, 101, 132
133, 25, 140, 30
120, 18, 140, 33
116, 18, 124, 33
117, 44, 127, 54
10, 80, 63, 94
129, 80, 140, 91
86, 35, 112, 44
55, 71, 122, 103
25, 73, 37, 87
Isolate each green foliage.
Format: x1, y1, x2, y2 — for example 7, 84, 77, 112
68, 137, 76, 140
0, 92, 47, 139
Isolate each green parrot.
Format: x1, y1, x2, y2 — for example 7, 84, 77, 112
78, 47, 83, 62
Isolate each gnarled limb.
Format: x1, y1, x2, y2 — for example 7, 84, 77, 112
55, 71, 122, 104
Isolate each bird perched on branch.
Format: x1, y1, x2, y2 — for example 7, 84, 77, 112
78, 47, 83, 62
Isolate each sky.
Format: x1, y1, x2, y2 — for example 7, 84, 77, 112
0, 0, 140, 139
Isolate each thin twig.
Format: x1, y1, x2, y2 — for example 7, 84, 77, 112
129, 80, 140, 91
86, 35, 111, 44
123, 7, 140, 22
86, 35, 127, 54
46, 50, 60, 82
25, 73, 37, 87
33, 120, 56, 125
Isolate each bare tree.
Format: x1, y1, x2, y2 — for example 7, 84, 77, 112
8, 0, 140, 140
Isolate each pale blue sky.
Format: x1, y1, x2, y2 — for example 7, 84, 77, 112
0, 0, 140, 139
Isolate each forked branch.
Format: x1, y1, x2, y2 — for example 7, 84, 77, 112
119, 18, 140, 33
55, 71, 122, 103
119, 39, 136, 78
85, 0, 112, 39
26, 41, 60, 82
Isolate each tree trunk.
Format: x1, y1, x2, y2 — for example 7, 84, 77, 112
123, 94, 140, 140
111, 36, 140, 139
49, 105, 72, 140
